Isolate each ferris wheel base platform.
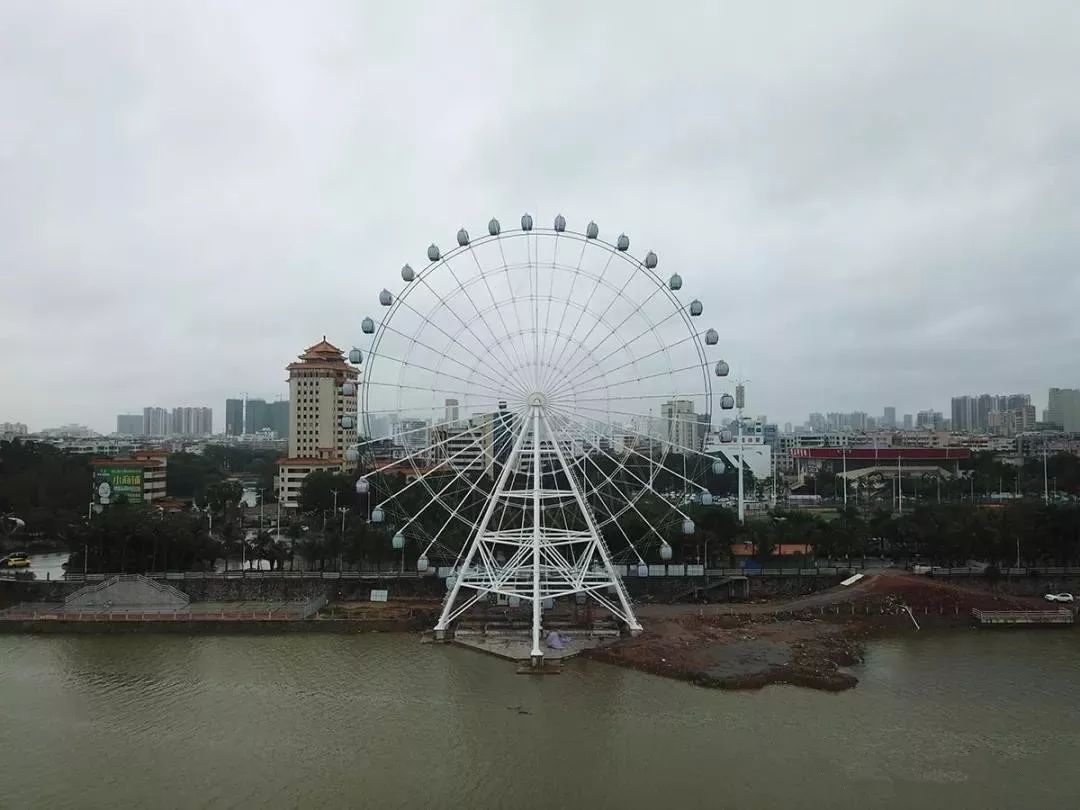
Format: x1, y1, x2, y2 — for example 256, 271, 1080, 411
447, 624, 621, 666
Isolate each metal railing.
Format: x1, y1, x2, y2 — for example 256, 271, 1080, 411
6, 564, 1080, 585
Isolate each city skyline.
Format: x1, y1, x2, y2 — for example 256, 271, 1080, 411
3, 5, 1080, 434
7, 383, 1079, 438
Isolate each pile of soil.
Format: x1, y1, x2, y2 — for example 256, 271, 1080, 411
586, 614, 861, 692
858, 572, 1045, 613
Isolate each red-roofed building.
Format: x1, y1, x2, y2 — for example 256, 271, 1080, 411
277, 338, 359, 509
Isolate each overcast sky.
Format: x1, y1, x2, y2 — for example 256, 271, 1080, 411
2, 1, 1079, 433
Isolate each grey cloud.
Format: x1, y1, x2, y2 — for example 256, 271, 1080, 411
2, 1, 1079, 431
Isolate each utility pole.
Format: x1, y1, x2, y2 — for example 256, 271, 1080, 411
842, 446, 848, 508
339, 506, 347, 572
1043, 443, 1049, 505
736, 382, 747, 523
897, 454, 903, 514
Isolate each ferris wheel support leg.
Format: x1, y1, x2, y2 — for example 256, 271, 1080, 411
539, 408, 643, 636
434, 411, 532, 638
530, 404, 544, 668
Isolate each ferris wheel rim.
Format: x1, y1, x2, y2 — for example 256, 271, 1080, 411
352, 216, 727, 555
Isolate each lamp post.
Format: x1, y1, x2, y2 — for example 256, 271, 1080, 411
338, 506, 347, 572
1043, 443, 1049, 505
897, 454, 903, 514
842, 446, 848, 508
735, 381, 748, 523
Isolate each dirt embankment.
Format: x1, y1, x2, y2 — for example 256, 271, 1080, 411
588, 572, 1065, 692
587, 614, 863, 692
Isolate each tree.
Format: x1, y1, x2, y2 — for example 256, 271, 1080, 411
205, 480, 243, 515
299, 471, 352, 514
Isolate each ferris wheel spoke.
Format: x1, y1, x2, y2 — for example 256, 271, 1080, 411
375, 421, 512, 519
396, 287, 531, 398
543, 410, 669, 530
435, 314, 535, 405
574, 390, 709, 405
593, 307, 687, 366
355, 400, 518, 422
376, 319, 519, 399
559, 283, 669, 385
571, 402, 721, 460
437, 254, 534, 395
466, 246, 533, 386
536, 232, 564, 392
359, 415, 502, 478
354, 410, 485, 451
537, 240, 589, 394
397, 454, 488, 533
365, 379, 523, 401
548, 403, 709, 496
541, 409, 648, 521
572, 362, 709, 395
494, 238, 536, 384
558, 330, 705, 399
545, 405, 693, 523
546, 246, 617, 390
417, 467, 504, 562
553, 423, 675, 549
369, 350, 522, 403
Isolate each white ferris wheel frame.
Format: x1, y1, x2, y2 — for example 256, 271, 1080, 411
349, 216, 733, 665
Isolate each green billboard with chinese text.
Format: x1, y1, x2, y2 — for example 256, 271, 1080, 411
94, 467, 144, 504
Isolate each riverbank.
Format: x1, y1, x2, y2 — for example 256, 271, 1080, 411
0, 598, 440, 634
587, 613, 867, 691
587, 571, 1071, 692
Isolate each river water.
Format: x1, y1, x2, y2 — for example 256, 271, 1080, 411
1, 631, 1077, 809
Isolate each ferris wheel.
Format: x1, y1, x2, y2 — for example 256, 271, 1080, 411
344, 213, 734, 663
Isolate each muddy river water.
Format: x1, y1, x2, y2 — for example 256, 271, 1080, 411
1, 631, 1077, 809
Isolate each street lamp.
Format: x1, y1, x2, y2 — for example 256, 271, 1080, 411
1043, 443, 1050, 505
337, 506, 348, 572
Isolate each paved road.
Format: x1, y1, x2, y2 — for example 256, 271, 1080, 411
637, 573, 881, 618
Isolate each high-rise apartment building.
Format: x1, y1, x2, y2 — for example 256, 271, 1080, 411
142, 407, 168, 437
0, 422, 29, 436
277, 338, 359, 509
660, 399, 703, 452
1046, 387, 1080, 432
397, 419, 430, 452
445, 398, 460, 423
882, 407, 896, 428
168, 406, 212, 437
268, 400, 289, 439
245, 399, 270, 434
115, 414, 143, 435
902, 414, 913, 430
225, 398, 244, 436
951, 396, 975, 432
916, 410, 943, 430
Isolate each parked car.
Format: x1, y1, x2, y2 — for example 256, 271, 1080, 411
0, 551, 31, 569
1044, 593, 1074, 603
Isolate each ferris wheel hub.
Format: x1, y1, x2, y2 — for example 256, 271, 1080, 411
528, 392, 546, 407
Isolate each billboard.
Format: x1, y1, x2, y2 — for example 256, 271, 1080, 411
94, 467, 144, 505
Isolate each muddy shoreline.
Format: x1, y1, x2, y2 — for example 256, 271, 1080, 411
585, 614, 874, 692
586, 571, 1073, 692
